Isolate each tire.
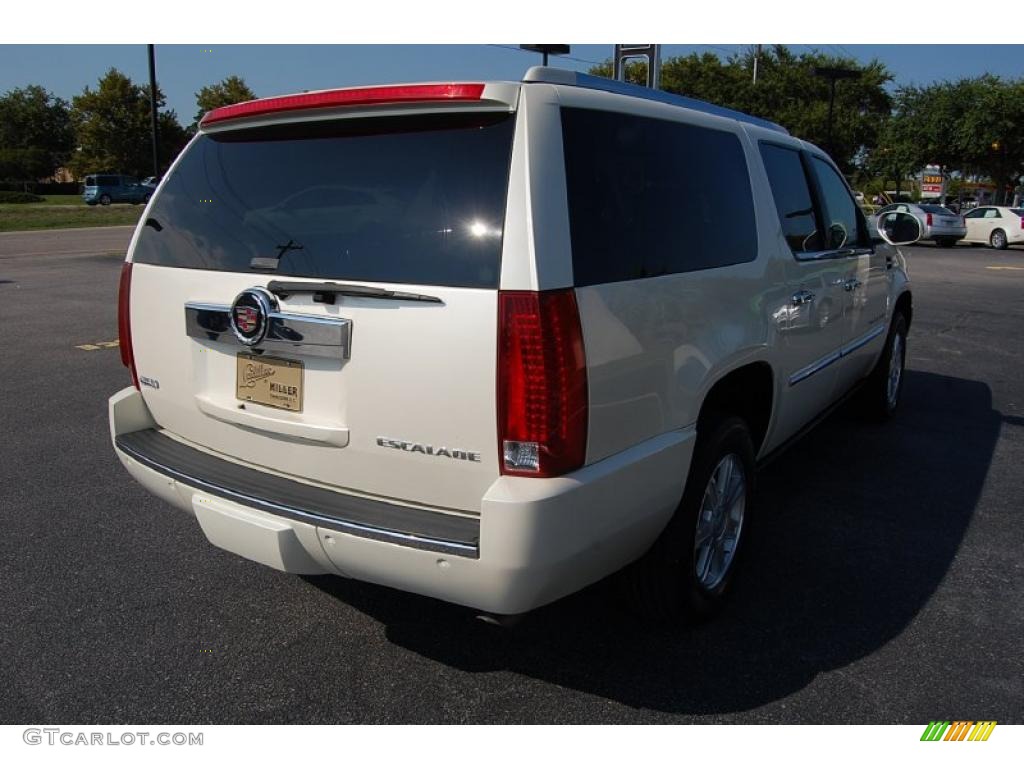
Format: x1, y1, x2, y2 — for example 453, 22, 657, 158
629, 415, 756, 625
99, 194, 111, 206
863, 313, 908, 420
990, 229, 1008, 250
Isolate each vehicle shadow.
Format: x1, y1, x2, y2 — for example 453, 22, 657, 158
304, 369, 1000, 715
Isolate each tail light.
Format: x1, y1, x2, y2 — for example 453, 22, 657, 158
118, 262, 139, 389
498, 289, 588, 477
926, 213, 933, 227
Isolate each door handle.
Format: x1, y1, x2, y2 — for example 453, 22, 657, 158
791, 290, 815, 306
844, 278, 863, 292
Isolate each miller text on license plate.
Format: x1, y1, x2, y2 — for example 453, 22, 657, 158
236, 353, 304, 412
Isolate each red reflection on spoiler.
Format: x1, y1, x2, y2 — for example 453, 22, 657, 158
201, 83, 486, 126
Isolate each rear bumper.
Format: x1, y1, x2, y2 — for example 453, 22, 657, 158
923, 226, 966, 239
109, 387, 693, 614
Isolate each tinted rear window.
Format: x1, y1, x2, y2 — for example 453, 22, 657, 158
1010, 209, 1024, 217
919, 204, 955, 215
132, 112, 515, 288
560, 108, 756, 286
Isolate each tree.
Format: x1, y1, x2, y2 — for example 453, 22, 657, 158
0, 85, 74, 181
879, 76, 1024, 204
69, 68, 189, 179
863, 119, 922, 201
955, 76, 1024, 204
589, 46, 893, 174
193, 75, 256, 129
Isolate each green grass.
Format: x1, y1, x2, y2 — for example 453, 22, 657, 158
40, 194, 87, 206
0, 202, 143, 232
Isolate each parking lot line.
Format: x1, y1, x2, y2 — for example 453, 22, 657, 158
76, 339, 120, 351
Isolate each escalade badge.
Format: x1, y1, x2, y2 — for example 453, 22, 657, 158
229, 287, 276, 346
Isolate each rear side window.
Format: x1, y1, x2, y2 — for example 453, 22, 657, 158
85, 176, 96, 186
99, 175, 118, 185
560, 108, 757, 286
132, 112, 515, 289
759, 143, 823, 253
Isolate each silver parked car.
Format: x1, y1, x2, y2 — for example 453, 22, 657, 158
872, 203, 965, 248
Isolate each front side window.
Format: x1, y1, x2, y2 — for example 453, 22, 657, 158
964, 208, 985, 219
759, 143, 822, 253
560, 108, 757, 286
810, 156, 866, 249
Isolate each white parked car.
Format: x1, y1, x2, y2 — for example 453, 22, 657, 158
871, 203, 965, 248
961, 206, 1024, 250
109, 68, 919, 623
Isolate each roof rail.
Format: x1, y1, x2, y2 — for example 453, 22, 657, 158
522, 66, 789, 135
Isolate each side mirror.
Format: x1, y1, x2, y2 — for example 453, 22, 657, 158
876, 211, 921, 246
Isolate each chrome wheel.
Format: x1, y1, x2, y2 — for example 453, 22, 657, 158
694, 453, 746, 591
887, 332, 904, 409
991, 230, 1007, 250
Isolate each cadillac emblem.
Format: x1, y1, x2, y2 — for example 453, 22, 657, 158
229, 287, 276, 346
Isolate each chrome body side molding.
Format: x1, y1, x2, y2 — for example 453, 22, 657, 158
789, 323, 887, 386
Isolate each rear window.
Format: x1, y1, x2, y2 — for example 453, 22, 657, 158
85, 176, 96, 186
919, 204, 955, 215
1010, 209, 1024, 217
132, 112, 515, 289
560, 108, 757, 286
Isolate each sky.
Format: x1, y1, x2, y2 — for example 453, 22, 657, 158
0, 44, 1022, 124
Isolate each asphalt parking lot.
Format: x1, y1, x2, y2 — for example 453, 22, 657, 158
1, 231, 1022, 724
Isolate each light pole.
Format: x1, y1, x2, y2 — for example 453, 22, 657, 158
147, 44, 160, 180
814, 66, 860, 158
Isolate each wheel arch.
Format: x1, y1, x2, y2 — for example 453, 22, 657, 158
696, 361, 774, 456
894, 289, 913, 330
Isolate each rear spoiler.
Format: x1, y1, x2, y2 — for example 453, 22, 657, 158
200, 82, 517, 129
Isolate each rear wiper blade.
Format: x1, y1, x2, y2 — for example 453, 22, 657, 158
266, 280, 443, 304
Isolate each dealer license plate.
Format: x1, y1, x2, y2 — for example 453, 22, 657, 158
235, 353, 303, 412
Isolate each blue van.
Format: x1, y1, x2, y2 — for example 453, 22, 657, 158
83, 174, 152, 206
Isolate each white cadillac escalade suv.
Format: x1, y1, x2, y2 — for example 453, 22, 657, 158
109, 68, 920, 622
